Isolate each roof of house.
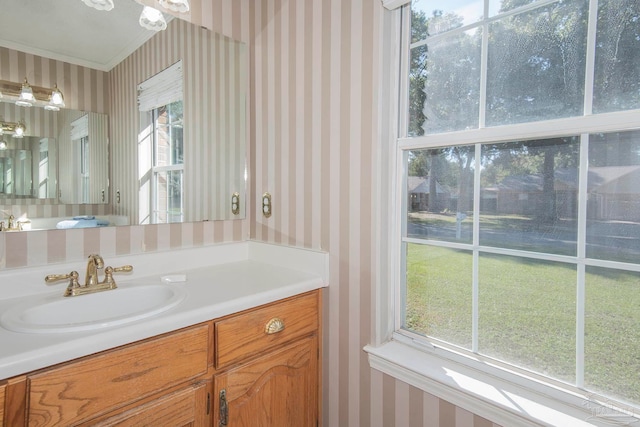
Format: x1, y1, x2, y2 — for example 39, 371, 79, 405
407, 176, 448, 194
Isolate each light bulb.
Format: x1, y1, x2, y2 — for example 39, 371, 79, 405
81, 0, 114, 11
159, 0, 190, 13
139, 6, 167, 31
45, 85, 65, 111
16, 79, 35, 107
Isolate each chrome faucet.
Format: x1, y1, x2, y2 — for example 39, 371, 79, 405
45, 254, 133, 297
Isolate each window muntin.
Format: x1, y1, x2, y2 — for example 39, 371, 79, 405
400, 0, 640, 410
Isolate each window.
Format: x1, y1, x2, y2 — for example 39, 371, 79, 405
79, 136, 90, 204
399, 0, 640, 418
70, 114, 90, 203
151, 100, 184, 224
138, 61, 184, 224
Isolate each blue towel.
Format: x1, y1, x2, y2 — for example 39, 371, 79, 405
72, 215, 96, 220
56, 219, 109, 229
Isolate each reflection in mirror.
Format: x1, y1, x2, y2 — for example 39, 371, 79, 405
110, 17, 247, 225
0, 136, 56, 199
0, 0, 247, 229
58, 112, 109, 205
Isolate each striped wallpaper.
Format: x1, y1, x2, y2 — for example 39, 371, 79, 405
0, 1, 506, 426
57, 111, 109, 204
0, 47, 110, 114
109, 17, 247, 224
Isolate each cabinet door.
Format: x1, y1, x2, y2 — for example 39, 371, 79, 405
0, 382, 5, 427
214, 335, 318, 427
82, 383, 209, 427
27, 324, 209, 427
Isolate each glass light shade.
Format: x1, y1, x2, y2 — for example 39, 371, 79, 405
16, 79, 35, 107
45, 85, 65, 111
13, 123, 25, 138
0, 141, 6, 150
81, 0, 114, 11
159, 0, 190, 13
139, 6, 167, 31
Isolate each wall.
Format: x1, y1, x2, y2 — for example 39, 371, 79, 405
247, 0, 501, 426
0, 1, 502, 425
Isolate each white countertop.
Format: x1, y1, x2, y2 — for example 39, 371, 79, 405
0, 241, 329, 380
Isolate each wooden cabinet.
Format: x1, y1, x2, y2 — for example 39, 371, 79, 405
27, 324, 210, 427
214, 336, 318, 427
0, 381, 5, 427
80, 382, 210, 427
213, 291, 321, 427
1, 289, 321, 427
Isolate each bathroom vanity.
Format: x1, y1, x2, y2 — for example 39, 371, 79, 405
0, 242, 327, 427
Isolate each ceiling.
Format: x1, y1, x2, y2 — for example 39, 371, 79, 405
0, 0, 166, 72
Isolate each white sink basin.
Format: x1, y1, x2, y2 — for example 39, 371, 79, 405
0, 284, 187, 334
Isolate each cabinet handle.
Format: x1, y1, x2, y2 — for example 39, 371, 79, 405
265, 317, 285, 334
219, 389, 228, 427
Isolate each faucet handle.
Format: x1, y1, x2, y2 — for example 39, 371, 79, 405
45, 271, 81, 296
102, 265, 133, 288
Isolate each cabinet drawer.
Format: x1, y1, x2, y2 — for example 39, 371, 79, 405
83, 383, 208, 427
27, 323, 209, 427
215, 291, 319, 368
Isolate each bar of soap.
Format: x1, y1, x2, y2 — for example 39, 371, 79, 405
161, 274, 187, 283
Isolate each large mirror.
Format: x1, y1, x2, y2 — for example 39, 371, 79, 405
0, 0, 247, 229
0, 103, 109, 205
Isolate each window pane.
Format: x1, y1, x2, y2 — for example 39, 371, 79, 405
585, 266, 640, 405
404, 244, 472, 349
412, 0, 481, 40
593, 0, 640, 113
154, 170, 183, 224
480, 137, 580, 255
154, 101, 184, 167
587, 130, 640, 263
486, 0, 588, 126
407, 147, 475, 243
490, 0, 539, 17
408, 30, 481, 135
479, 254, 576, 383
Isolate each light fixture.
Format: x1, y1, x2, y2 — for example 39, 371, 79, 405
0, 141, 6, 150
0, 79, 66, 111
13, 122, 25, 138
159, 0, 190, 13
16, 79, 35, 107
81, 0, 114, 11
139, 6, 167, 31
45, 84, 65, 111
0, 121, 27, 138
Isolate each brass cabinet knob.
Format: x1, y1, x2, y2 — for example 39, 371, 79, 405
264, 317, 285, 334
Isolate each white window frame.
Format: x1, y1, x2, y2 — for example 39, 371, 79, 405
366, 2, 640, 426
150, 103, 184, 224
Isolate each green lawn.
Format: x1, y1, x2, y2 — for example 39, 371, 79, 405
405, 243, 640, 405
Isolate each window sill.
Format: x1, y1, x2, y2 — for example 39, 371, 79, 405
364, 339, 639, 427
